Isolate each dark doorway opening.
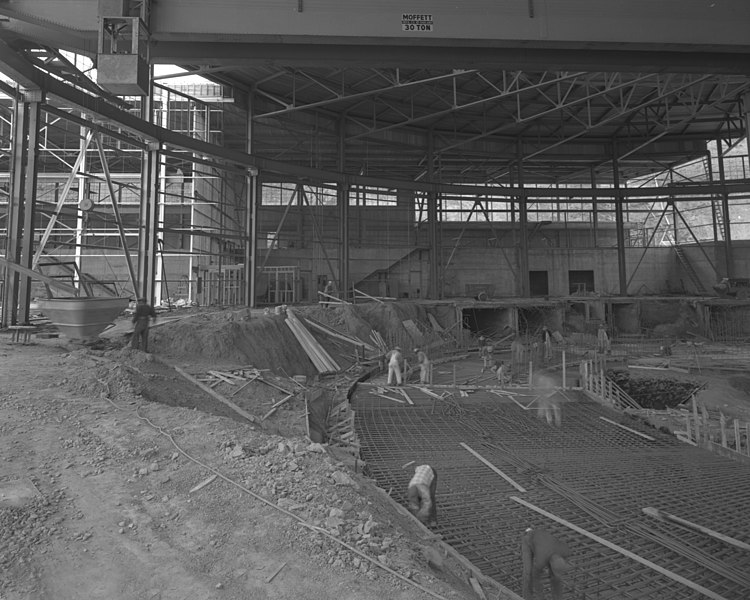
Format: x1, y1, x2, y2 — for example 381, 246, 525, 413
529, 271, 549, 296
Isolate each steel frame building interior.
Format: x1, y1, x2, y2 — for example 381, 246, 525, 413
1, 0, 750, 327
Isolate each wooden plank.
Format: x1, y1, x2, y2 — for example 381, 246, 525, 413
427, 313, 444, 332
398, 388, 414, 405
208, 371, 237, 385
460, 442, 526, 493
230, 374, 259, 397
599, 417, 655, 441
304, 316, 377, 352
402, 319, 424, 343
353, 288, 384, 303
369, 391, 406, 404
174, 366, 258, 424
512, 496, 733, 600
261, 393, 296, 421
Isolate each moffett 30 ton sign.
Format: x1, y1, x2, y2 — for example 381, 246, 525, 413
401, 13, 433, 31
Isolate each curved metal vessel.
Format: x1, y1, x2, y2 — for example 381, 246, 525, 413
37, 297, 130, 340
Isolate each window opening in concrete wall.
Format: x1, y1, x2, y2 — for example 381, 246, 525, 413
568, 269, 595, 294
529, 271, 549, 296
461, 307, 514, 339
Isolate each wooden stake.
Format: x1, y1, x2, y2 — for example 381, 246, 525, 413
692, 395, 701, 442
511, 496, 733, 600
734, 419, 741, 453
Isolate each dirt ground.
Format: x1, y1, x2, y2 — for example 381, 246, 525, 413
3, 302, 750, 600
0, 306, 477, 600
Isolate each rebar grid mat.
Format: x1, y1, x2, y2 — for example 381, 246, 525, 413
353, 387, 750, 600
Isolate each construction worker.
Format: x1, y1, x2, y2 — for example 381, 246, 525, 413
386, 346, 404, 386
493, 360, 510, 386
131, 297, 157, 352
322, 280, 335, 308
537, 391, 562, 426
479, 338, 494, 372
413, 347, 432, 384
407, 464, 438, 527
521, 527, 572, 600
540, 326, 552, 364
597, 323, 610, 354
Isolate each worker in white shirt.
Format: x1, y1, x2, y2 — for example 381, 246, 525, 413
406, 464, 438, 526
386, 346, 404, 386
521, 527, 572, 600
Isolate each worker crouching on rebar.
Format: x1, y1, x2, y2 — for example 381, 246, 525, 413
521, 527, 572, 600
386, 346, 405, 386
492, 360, 510, 386
407, 464, 438, 527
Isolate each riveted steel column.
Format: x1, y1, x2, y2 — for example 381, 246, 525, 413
2, 92, 41, 326
138, 142, 160, 302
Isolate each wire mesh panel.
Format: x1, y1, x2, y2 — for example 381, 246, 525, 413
353, 386, 750, 600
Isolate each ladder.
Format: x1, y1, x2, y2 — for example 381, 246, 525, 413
672, 245, 707, 294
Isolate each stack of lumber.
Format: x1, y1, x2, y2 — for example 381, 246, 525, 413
369, 330, 388, 354
326, 399, 360, 456
303, 315, 377, 353
285, 308, 340, 374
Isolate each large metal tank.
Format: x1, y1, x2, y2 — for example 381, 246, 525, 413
36, 297, 130, 340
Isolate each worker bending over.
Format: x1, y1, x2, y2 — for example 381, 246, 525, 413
131, 297, 157, 352
521, 527, 572, 600
413, 347, 432, 384
407, 464, 438, 527
492, 360, 510, 386
386, 346, 405, 386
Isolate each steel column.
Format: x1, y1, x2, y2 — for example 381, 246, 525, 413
138, 143, 160, 302
591, 167, 598, 248
2, 93, 41, 326
427, 131, 439, 299
337, 117, 349, 300
612, 142, 628, 295
716, 137, 734, 279
244, 95, 257, 307
516, 142, 529, 297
